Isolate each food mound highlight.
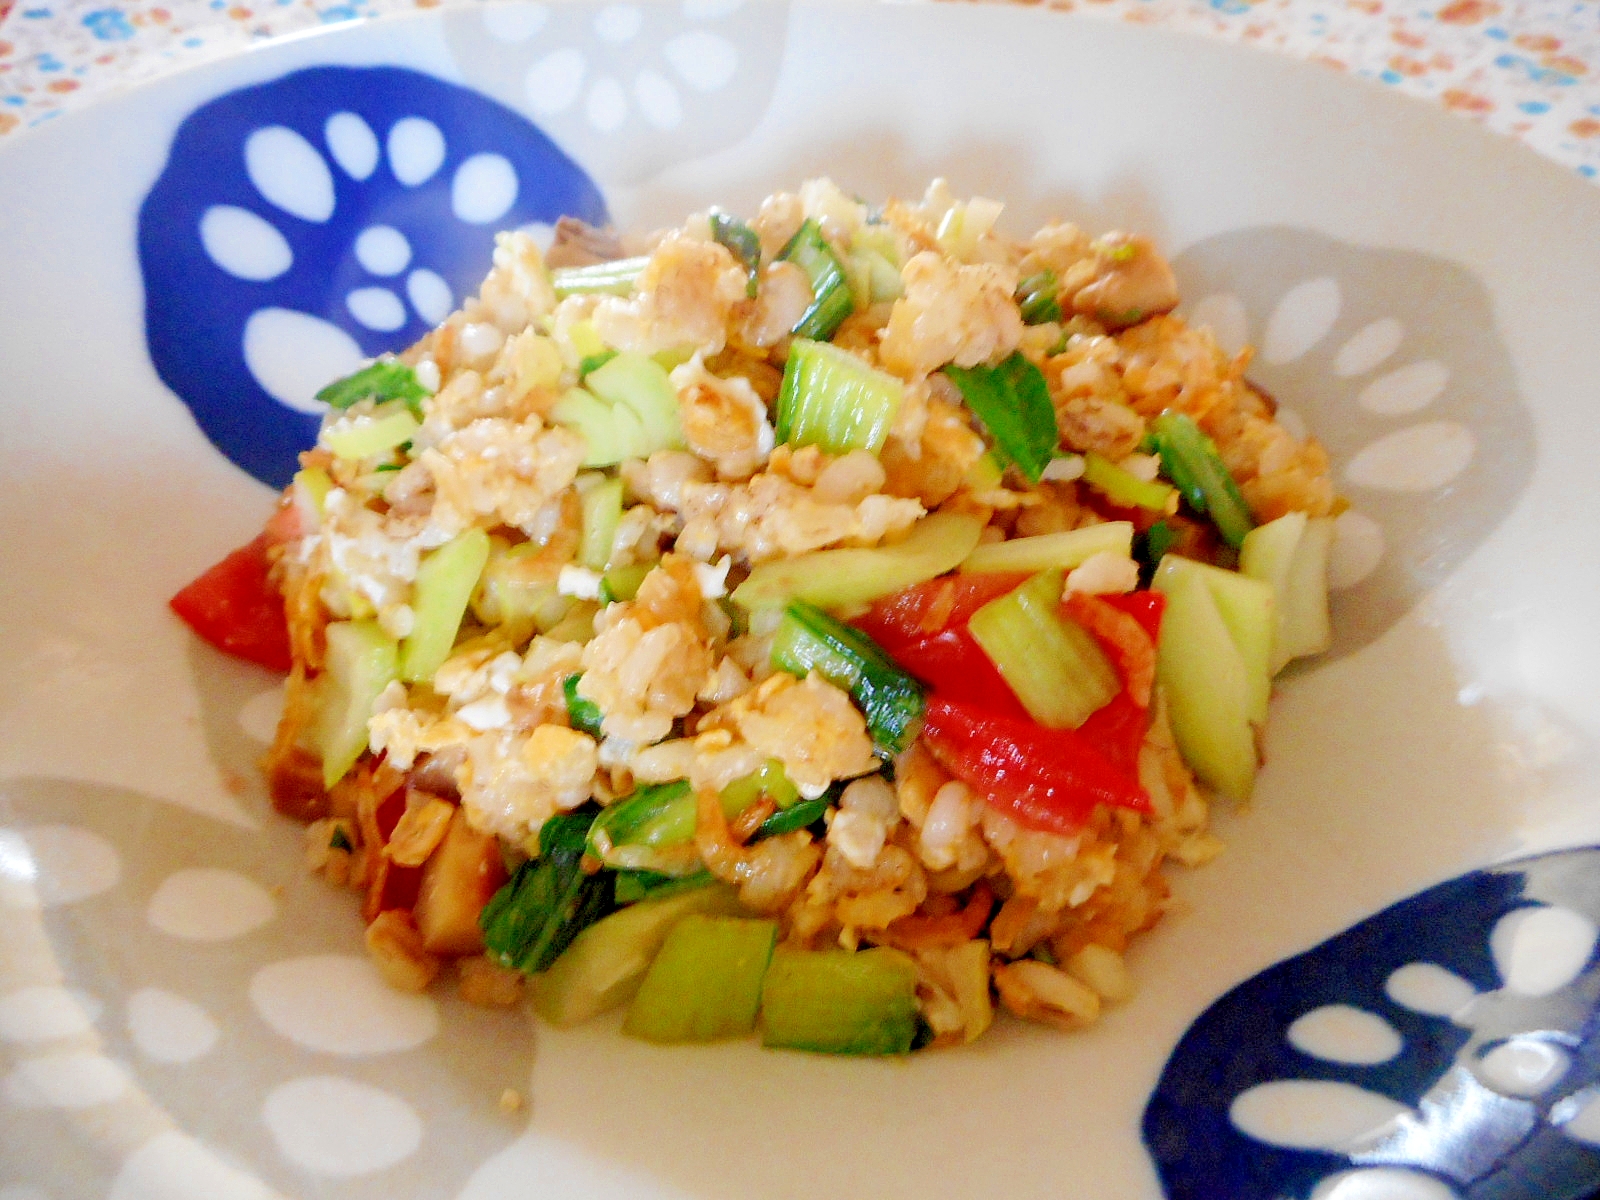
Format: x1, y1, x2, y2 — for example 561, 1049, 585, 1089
173, 179, 1339, 1053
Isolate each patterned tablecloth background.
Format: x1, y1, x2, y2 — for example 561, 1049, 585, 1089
1, 0, 1598, 180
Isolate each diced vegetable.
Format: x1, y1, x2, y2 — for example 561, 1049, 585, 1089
1016, 270, 1062, 325
577, 477, 623, 571
565, 318, 609, 365
480, 808, 615, 975
967, 570, 1121, 729
322, 400, 420, 461
775, 338, 903, 456
959, 522, 1134, 575
316, 620, 399, 789
719, 759, 800, 814
733, 511, 984, 611
1239, 512, 1332, 671
472, 540, 569, 630
1136, 520, 1180, 578
599, 561, 654, 604
550, 386, 649, 467
1153, 569, 1258, 800
920, 695, 1149, 835
934, 197, 1003, 260
584, 352, 685, 457
1280, 517, 1334, 664
851, 223, 903, 302
1153, 555, 1273, 724
624, 915, 778, 1042
760, 946, 919, 1056
778, 218, 853, 341
750, 793, 832, 841
413, 806, 507, 956
535, 881, 742, 1027
551, 256, 649, 297
399, 528, 491, 684
710, 211, 760, 298
944, 352, 1058, 485
1148, 411, 1255, 549
563, 673, 604, 738
169, 533, 292, 671
315, 357, 430, 415
1082, 452, 1178, 514
770, 600, 925, 755
613, 868, 717, 905
585, 780, 699, 873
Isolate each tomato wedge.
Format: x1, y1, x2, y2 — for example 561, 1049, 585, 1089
169, 532, 292, 671
886, 627, 1031, 721
921, 696, 1150, 835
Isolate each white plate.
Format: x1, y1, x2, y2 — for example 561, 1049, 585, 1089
2, 4, 1599, 1198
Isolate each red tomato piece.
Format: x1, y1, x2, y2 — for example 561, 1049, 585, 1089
1100, 589, 1166, 642
889, 627, 1032, 721
921, 695, 1150, 836
1074, 692, 1150, 778
853, 572, 1031, 649
169, 533, 292, 671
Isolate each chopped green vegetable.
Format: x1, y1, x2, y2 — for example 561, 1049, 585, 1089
314, 358, 431, 415
599, 561, 654, 605
967, 569, 1120, 729
1137, 520, 1180, 577
750, 793, 831, 842
563, 674, 604, 738
1016, 270, 1062, 325
322, 400, 420, 460
584, 352, 685, 457
760, 946, 919, 1056
585, 780, 698, 872
579, 349, 619, 377
1239, 512, 1333, 672
770, 600, 925, 754
551, 386, 650, 467
614, 868, 717, 905
316, 620, 398, 790
944, 352, 1059, 485
536, 881, 742, 1027
711, 210, 761, 298
719, 759, 800, 815
733, 511, 984, 611
1154, 568, 1257, 800
480, 808, 615, 975
624, 915, 778, 1042
775, 338, 903, 456
959, 521, 1133, 575
473, 541, 569, 630
328, 825, 353, 853
1148, 411, 1255, 549
577, 477, 624, 571
1279, 517, 1334, 664
551, 256, 649, 297
1153, 555, 1274, 724
1082, 452, 1178, 513
778, 218, 853, 341
399, 528, 491, 684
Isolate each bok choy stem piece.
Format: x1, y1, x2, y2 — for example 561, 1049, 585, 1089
770, 600, 925, 755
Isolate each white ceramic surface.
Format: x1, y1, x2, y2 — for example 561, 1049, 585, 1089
2, 4, 1599, 1198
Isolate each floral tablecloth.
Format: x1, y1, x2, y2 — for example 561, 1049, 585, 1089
1, 0, 1598, 183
